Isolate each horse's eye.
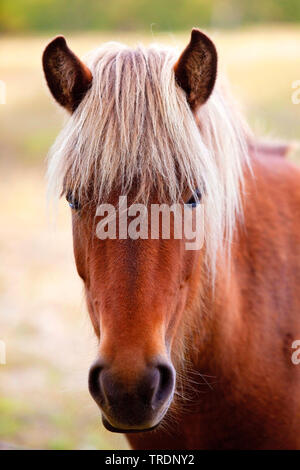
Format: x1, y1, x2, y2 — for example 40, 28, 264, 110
66, 191, 81, 210
185, 189, 202, 208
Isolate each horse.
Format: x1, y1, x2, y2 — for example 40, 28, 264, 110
42, 29, 300, 449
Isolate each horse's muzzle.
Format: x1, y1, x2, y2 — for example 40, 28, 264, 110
88, 358, 175, 432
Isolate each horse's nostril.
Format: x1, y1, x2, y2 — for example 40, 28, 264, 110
153, 362, 175, 406
88, 360, 105, 406
88, 358, 175, 430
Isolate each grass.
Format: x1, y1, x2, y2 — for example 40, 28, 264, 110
0, 25, 299, 449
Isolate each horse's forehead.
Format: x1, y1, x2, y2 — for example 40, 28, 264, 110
94, 187, 170, 206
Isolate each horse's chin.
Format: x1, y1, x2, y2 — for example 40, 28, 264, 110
102, 416, 161, 434
101, 393, 173, 434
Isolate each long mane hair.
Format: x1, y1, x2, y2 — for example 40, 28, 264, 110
47, 41, 251, 278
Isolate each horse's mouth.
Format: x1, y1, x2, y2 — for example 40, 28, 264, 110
102, 416, 160, 434
100, 391, 173, 434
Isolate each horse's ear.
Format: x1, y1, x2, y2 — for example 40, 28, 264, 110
42, 36, 92, 113
174, 29, 217, 110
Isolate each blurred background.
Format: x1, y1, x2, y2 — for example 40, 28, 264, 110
0, 0, 299, 450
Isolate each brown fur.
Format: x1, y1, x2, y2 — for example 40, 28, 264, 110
174, 29, 217, 109
127, 155, 300, 449
44, 31, 300, 449
43, 36, 92, 112
249, 139, 293, 158
71, 154, 300, 449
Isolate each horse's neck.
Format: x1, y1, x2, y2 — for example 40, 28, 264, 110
190, 153, 300, 373
188, 257, 242, 372
187, 156, 262, 371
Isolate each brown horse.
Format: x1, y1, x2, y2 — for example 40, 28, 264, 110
43, 29, 300, 449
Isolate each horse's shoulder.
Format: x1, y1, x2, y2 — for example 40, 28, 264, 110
242, 153, 300, 228
249, 152, 300, 191
248, 139, 295, 159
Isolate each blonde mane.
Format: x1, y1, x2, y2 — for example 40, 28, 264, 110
47, 41, 250, 277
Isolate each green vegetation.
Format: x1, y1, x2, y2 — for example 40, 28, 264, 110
1, 0, 300, 33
